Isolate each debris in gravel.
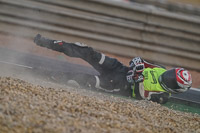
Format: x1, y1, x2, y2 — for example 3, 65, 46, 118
0, 77, 199, 133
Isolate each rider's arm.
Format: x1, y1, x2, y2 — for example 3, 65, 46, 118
34, 34, 66, 52
34, 34, 128, 73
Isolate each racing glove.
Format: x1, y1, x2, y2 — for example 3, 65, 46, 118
126, 68, 144, 83
34, 34, 64, 52
129, 57, 145, 73
34, 34, 42, 45
34, 34, 54, 48
127, 57, 145, 83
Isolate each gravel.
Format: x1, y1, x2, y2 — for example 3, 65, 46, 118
0, 77, 199, 133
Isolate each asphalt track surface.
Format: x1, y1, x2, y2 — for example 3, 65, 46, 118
0, 47, 199, 107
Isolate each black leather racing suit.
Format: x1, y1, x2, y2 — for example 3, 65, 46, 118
34, 34, 170, 103
34, 35, 132, 96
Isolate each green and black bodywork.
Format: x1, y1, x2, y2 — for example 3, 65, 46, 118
132, 67, 170, 104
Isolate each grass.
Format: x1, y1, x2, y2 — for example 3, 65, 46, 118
164, 101, 200, 115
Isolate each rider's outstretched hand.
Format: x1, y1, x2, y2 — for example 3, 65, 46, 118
33, 34, 53, 48
34, 34, 42, 46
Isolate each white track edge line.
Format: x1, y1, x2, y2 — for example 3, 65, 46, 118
0, 60, 33, 69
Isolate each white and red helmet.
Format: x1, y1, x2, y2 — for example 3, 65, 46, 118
159, 68, 192, 93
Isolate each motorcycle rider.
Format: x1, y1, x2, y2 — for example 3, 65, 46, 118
34, 34, 192, 104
